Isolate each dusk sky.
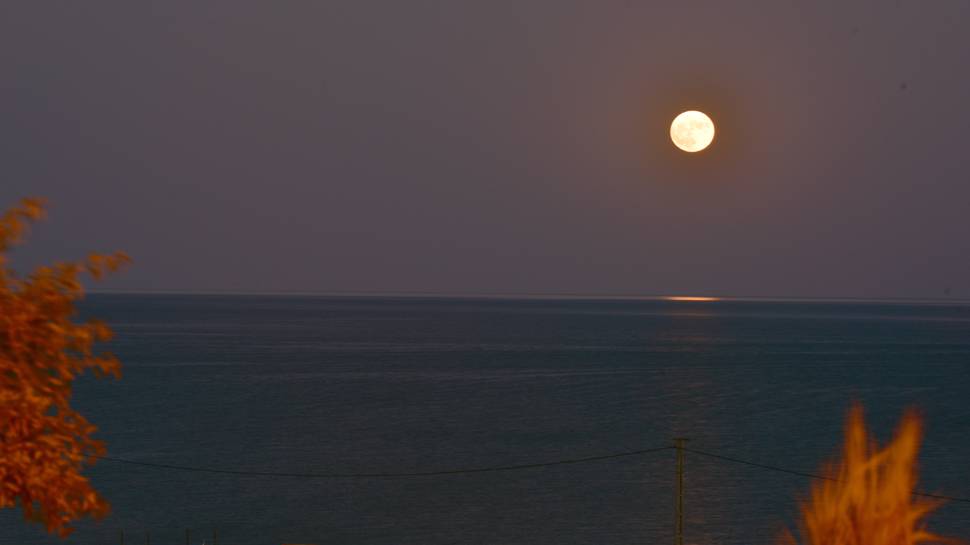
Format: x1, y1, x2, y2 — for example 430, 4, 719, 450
3, 2, 969, 298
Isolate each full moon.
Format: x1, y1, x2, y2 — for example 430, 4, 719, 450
670, 110, 715, 152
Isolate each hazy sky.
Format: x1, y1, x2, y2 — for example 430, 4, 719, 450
2, 1, 969, 298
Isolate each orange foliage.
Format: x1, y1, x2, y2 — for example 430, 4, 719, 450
0, 198, 129, 537
784, 405, 958, 545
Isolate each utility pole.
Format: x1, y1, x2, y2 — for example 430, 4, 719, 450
674, 437, 689, 545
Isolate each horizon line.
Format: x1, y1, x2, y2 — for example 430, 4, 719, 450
84, 288, 970, 306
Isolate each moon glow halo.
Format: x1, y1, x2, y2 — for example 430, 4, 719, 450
670, 110, 715, 152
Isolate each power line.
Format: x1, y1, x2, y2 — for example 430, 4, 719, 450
92, 443, 970, 504
683, 447, 836, 481
683, 447, 970, 504
93, 445, 673, 479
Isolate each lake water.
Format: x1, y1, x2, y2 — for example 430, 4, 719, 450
3, 294, 970, 545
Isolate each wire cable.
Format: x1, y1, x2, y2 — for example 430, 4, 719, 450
683, 447, 970, 504
91, 443, 970, 504
683, 447, 837, 481
93, 445, 674, 479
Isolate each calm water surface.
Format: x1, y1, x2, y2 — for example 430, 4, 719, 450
3, 295, 970, 545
